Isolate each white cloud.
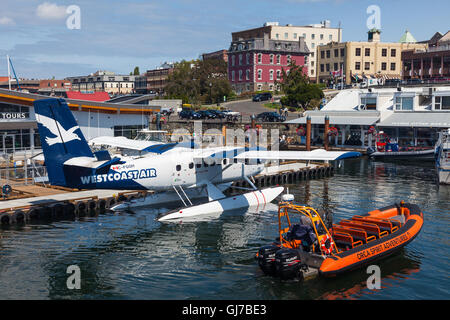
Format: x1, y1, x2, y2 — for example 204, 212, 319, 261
36, 2, 67, 20
0, 16, 15, 25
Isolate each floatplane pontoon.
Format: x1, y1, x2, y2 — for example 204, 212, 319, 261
33, 98, 361, 222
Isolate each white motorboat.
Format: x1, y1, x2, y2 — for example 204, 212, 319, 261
436, 129, 450, 185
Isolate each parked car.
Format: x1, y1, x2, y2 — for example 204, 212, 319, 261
208, 110, 227, 119
255, 112, 286, 122
252, 92, 272, 102
384, 79, 402, 86
402, 79, 424, 85
196, 110, 216, 119
222, 110, 241, 122
179, 109, 202, 120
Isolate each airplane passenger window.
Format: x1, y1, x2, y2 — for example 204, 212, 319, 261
176, 165, 181, 171
196, 163, 202, 168
223, 159, 227, 165
189, 163, 194, 169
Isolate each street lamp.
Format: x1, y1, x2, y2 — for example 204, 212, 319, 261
209, 82, 212, 104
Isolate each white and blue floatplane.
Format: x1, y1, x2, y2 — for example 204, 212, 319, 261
33, 98, 361, 222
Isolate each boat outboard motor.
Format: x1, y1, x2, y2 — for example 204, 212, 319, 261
257, 245, 281, 276
275, 248, 302, 280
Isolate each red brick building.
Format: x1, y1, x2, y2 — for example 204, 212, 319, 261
202, 50, 228, 63
227, 35, 309, 94
402, 31, 450, 80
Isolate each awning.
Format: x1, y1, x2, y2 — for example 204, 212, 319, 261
378, 112, 450, 128
286, 115, 379, 126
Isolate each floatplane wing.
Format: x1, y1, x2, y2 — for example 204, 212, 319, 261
88, 136, 163, 151
195, 148, 361, 162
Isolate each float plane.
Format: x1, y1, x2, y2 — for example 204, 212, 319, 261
34, 98, 360, 222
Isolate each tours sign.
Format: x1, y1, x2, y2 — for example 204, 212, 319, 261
0, 112, 27, 120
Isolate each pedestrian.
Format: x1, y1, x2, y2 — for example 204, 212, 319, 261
284, 107, 288, 118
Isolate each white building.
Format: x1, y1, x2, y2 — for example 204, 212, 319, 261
287, 86, 450, 148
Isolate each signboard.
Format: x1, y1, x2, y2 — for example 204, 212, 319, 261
0, 112, 27, 120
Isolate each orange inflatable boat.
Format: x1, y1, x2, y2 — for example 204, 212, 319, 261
256, 200, 423, 280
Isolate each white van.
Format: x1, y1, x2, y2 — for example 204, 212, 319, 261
360, 79, 379, 88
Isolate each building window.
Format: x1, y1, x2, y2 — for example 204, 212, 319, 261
355, 48, 361, 56
239, 54, 243, 65
365, 48, 371, 56
284, 32, 288, 39
320, 34, 324, 40
270, 54, 274, 64
381, 62, 387, 71
326, 64, 330, 72
269, 70, 274, 80
390, 63, 396, 71
435, 96, 450, 110
361, 97, 377, 110
232, 55, 235, 66
382, 48, 387, 57
311, 69, 314, 75
320, 64, 325, 72
293, 33, 297, 39
340, 48, 345, 56
321, 51, 325, 59
391, 49, 397, 57
334, 63, 338, 71
257, 69, 262, 80
231, 71, 235, 81
326, 50, 330, 58
257, 84, 262, 91
239, 70, 243, 81
269, 84, 274, 91
334, 49, 339, 57
275, 33, 279, 39
276, 54, 281, 64
257, 53, 262, 64
355, 62, 361, 70
395, 96, 414, 111
246, 53, 250, 65
329, 34, 333, 41
276, 70, 281, 80
311, 43, 315, 49
311, 34, 315, 40
287, 55, 291, 64
365, 62, 370, 70
246, 69, 250, 80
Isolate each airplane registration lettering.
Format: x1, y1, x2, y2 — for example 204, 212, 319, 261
80, 169, 157, 185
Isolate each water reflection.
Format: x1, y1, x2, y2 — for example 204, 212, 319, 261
0, 158, 447, 299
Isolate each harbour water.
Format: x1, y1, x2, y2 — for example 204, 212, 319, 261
0, 158, 448, 300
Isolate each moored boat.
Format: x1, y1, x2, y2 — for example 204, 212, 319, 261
435, 129, 450, 185
256, 197, 424, 280
367, 128, 435, 160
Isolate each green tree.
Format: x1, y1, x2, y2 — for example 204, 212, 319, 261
165, 60, 201, 104
133, 66, 140, 75
278, 62, 324, 110
165, 59, 232, 105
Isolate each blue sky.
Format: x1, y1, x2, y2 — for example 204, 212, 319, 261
1, 0, 449, 79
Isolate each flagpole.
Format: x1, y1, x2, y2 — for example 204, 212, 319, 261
7, 55, 11, 90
